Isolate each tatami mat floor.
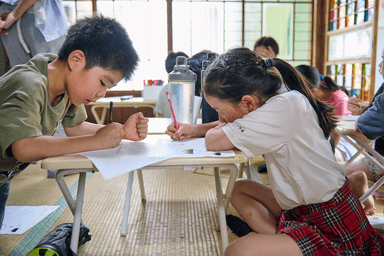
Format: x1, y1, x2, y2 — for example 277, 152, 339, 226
1, 162, 239, 256
2, 160, 384, 256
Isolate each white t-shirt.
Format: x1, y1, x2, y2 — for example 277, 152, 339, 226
222, 91, 346, 210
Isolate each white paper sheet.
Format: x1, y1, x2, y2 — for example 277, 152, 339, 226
0, 206, 59, 234
78, 135, 235, 179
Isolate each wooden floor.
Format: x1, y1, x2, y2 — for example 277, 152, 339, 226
1, 159, 384, 256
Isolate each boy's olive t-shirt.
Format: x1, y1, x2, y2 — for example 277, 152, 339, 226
0, 53, 87, 183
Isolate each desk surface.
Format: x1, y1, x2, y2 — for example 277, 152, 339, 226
41, 151, 248, 170
335, 116, 359, 135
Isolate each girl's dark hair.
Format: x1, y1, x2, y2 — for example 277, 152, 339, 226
203, 47, 336, 139
253, 37, 279, 56
295, 65, 343, 93
58, 15, 139, 81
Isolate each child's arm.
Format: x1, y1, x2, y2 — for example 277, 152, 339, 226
357, 93, 384, 141
166, 121, 220, 141
11, 112, 149, 163
64, 112, 148, 140
205, 123, 235, 151
11, 123, 125, 163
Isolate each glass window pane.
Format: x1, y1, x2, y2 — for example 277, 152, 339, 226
99, 0, 167, 91
263, 3, 294, 60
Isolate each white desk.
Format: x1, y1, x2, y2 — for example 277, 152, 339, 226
90, 97, 157, 124
41, 119, 248, 254
335, 118, 384, 204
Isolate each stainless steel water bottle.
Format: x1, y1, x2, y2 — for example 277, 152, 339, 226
168, 56, 197, 124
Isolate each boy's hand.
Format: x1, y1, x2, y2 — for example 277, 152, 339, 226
166, 122, 194, 141
347, 97, 363, 115
123, 112, 148, 141
94, 123, 125, 148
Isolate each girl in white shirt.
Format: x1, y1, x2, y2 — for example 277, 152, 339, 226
199, 48, 383, 256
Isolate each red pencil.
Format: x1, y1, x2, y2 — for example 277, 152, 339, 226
166, 92, 179, 130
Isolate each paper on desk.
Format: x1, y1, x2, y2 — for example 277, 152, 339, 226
78, 135, 235, 179
0, 206, 59, 234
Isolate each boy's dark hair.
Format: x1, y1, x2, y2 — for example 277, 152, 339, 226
253, 37, 279, 56
58, 15, 139, 81
187, 50, 214, 96
165, 51, 189, 74
203, 47, 336, 139
296, 65, 345, 93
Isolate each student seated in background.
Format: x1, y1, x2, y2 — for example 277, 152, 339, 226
296, 64, 375, 215
296, 65, 351, 147
0, 15, 149, 229
345, 47, 384, 197
169, 47, 384, 255
253, 36, 279, 58
155, 51, 189, 118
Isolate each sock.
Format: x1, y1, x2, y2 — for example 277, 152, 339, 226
226, 214, 253, 237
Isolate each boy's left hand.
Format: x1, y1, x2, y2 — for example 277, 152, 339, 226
123, 112, 148, 141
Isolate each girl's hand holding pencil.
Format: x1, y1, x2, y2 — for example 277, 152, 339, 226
166, 122, 194, 141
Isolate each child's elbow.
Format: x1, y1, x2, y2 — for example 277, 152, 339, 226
205, 130, 221, 151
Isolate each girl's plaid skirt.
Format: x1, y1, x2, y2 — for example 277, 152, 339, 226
277, 180, 384, 255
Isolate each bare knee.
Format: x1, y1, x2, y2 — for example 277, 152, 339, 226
348, 171, 368, 188
231, 179, 248, 204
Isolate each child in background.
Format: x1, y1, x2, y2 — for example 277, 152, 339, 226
296, 65, 375, 215
295, 65, 351, 148
155, 51, 189, 118
202, 48, 383, 255
253, 36, 279, 59
0, 15, 148, 229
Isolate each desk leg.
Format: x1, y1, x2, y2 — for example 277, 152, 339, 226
70, 172, 87, 253
214, 167, 229, 254
136, 169, 146, 202
121, 171, 135, 237
56, 170, 78, 214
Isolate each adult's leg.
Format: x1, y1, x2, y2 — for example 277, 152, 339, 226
0, 182, 11, 229
225, 233, 302, 256
230, 179, 281, 235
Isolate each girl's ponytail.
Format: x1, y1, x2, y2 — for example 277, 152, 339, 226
273, 59, 336, 138
322, 76, 340, 91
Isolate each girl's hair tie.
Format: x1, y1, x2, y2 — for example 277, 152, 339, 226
263, 58, 275, 69
320, 75, 325, 81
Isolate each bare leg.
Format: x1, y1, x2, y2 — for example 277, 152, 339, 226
347, 171, 376, 215
230, 179, 281, 235
225, 233, 302, 256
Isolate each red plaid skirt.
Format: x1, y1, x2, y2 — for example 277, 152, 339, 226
277, 180, 384, 255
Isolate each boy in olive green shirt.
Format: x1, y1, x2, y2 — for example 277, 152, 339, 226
0, 15, 148, 228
